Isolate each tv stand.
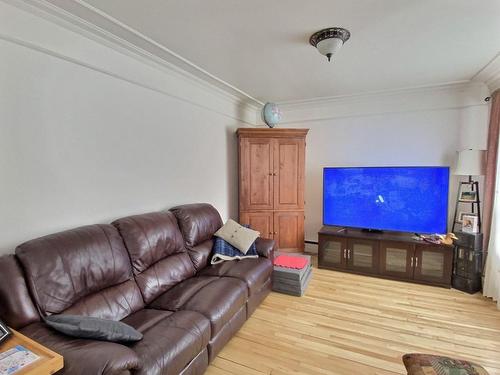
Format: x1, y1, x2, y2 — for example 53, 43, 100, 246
318, 226, 453, 288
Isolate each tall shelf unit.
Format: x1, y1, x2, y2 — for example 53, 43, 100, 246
451, 178, 481, 233
237, 128, 308, 252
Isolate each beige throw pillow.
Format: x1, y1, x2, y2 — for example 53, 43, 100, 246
214, 219, 260, 254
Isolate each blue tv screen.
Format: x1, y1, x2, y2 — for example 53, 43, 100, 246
323, 166, 449, 234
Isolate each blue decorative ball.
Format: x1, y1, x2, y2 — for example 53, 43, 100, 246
262, 102, 282, 128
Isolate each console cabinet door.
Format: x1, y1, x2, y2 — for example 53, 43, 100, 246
379, 241, 415, 280
414, 245, 453, 286
239, 138, 274, 211
273, 138, 305, 211
318, 235, 347, 269
273, 211, 304, 252
454, 246, 468, 278
240, 212, 273, 240
346, 239, 379, 274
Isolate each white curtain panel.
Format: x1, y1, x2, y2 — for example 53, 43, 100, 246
483, 157, 500, 309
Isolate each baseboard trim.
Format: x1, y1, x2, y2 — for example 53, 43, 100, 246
305, 240, 319, 245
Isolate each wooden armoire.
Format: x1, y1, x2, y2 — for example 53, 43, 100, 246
237, 128, 309, 252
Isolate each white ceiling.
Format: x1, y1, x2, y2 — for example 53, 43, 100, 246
48, 0, 500, 103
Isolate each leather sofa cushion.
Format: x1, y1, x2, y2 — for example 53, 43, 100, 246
113, 211, 187, 273
62, 279, 144, 321
135, 253, 196, 304
170, 203, 223, 247
199, 258, 273, 296
130, 310, 210, 375
170, 203, 223, 270
149, 276, 219, 311
122, 309, 173, 333
179, 348, 208, 375
151, 277, 248, 338
206, 305, 246, 362
16, 224, 138, 316
0, 255, 40, 329
185, 239, 214, 271
21, 322, 141, 375
247, 279, 272, 318
113, 211, 196, 304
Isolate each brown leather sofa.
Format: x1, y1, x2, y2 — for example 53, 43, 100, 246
0, 203, 275, 375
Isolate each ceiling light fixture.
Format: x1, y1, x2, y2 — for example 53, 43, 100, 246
309, 27, 350, 62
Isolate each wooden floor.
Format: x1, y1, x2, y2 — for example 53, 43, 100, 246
207, 259, 500, 375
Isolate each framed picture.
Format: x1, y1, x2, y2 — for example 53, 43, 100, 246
462, 214, 479, 233
458, 211, 478, 224
0, 319, 11, 344
459, 190, 477, 202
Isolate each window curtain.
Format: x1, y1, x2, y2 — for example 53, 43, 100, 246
483, 89, 500, 308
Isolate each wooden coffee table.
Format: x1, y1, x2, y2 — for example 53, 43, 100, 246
0, 328, 63, 374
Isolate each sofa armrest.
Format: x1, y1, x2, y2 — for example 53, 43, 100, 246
21, 322, 140, 375
255, 237, 276, 261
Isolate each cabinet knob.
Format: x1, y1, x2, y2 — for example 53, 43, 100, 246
268, 232, 273, 235
273, 172, 277, 176
274, 231, 278, 235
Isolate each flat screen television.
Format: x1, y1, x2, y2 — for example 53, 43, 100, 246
323, 166, 449, 234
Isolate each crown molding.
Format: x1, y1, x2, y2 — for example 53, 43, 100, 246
237, 128, 309, 138
276, 81, 490, 124
3, 0, 497, 126
1, 0, 262, 124
472, 53, 500, 93
52, 0, 264, 105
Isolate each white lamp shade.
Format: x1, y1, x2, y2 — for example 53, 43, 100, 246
454, 149, 486, 176
316, 38, 344, 57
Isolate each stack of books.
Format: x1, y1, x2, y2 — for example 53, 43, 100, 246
272, 253, 312, 296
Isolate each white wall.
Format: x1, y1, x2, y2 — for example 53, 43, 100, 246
283, 98, 490, 249
0, 2, 492, 257
0, 1, 257, 255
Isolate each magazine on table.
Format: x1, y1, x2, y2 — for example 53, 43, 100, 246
0, 345, 40, 375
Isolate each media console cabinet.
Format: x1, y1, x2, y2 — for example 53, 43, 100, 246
318, 226, 453, 288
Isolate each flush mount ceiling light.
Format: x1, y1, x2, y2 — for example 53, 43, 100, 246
309, 27, 351, 62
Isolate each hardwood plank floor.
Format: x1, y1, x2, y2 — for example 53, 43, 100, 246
207, 259, 500, 375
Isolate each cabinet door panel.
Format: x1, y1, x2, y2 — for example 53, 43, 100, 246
240, 212, 273, 240
274, 211, 304, 252
318, 235, 347, 269
454, 246, 468, 277
414, 245, 453, 286
379, 241, 415, 279
346, 239, 379, 274
240, 138, 273, 210
273, 139, 305, 210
